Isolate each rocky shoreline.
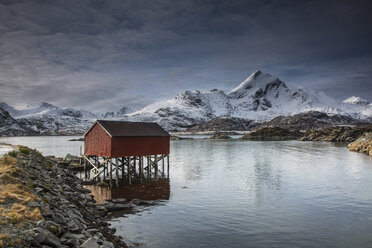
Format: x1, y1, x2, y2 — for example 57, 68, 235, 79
239, 124, 372, 156
299, 124, 372, 142
0, 146, 128, 247
348, 132, 372, 156
240, 127, 302, 141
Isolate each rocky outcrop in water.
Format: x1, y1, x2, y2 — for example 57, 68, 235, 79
187, 117, 256, 132
348, 132, 372, 156
241, 127, 302, 141
299, 124, 372, 142
209, 132, 232, 139
184, 111, 369, 133
260, 111, 363, 130
0, 147, 127, 247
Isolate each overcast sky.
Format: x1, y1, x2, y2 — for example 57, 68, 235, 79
0, 0, 371, 112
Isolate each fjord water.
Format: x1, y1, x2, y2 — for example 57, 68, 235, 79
1, 137, 372, 247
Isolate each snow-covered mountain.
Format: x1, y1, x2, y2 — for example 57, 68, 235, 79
1, 70, 371, 135
343, 96, 370, 105
0, 106, 37, 136
0, 102, 101, 136
124, 71, 372, 130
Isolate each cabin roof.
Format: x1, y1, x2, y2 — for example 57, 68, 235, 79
85, 120, 170, 137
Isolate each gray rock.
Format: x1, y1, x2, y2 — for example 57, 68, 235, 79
110, 198, 126, 204
37, 220, 65, 237
67, 220, 81, 232
33, 227, 61, 248
80, 237, 101, 248
53, 212, 67, 225
86, 229, 98, 234
102, 241, 115, 248
130, 199, 158, 206
95, 206, 108, 213
102, 203, 132, 212
35, 187, 44, 193
70, 233, 86, 240
33, 232, 46, 244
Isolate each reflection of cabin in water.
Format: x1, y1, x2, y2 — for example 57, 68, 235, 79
82, 120, 170, 187
86, 179, 170, 204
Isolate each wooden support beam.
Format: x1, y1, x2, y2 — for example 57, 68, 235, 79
140, 156, 143, 182
94, 156, 98, 182
133, 156, 137, 178
162, 155, 165, 178
103, 159, 106, 182
128, 156, 131, 185
155, 155, 158, 180
109, 158, 113, 187
115, 158, 119, 187
147, 155, 151, 180
167, 154, 170, 178
84, 158, 87, 179
121, 157, 124, 180
147, 154, 166, 168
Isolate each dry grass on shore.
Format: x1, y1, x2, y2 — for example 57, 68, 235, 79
0, 150, 43, 247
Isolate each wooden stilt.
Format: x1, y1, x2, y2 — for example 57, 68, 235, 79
115, 158, 119, 187
121, 157, 125, 180
109, 158, 113, 187
84, 158, 87, 179
103, 161, 106, 180
162, 155, 165, 178
133, 156, 137, 178
94, 156, 98, 182
82, 153, 169, 184
128, 157, 131, 185
106, 158, 109, 177
147, 156, 151, 180
140, 156, 143, 182
155, 155, 158, 180
167, 154, 170, 178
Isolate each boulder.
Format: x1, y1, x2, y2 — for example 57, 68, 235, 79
33, 227, 61, 248
348, 132, 372, 156
209, 132, 232, 139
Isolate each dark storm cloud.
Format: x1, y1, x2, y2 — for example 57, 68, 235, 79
0, 0, 371, 112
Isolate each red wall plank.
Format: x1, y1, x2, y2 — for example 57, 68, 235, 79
111, 136, 170, 157
84, 123, 111, 157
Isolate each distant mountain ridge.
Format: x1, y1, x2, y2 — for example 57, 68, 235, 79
124, 71, 372, 130
0, 102, 100, 136
343, 96, 370, 105
1, 71, 371, 136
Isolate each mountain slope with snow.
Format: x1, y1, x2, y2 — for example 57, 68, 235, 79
1, 70, 371, 135
343, 96, 369, 105
0, 106, 38, 136
0, 102, 101, 136
125, 71, 371, 130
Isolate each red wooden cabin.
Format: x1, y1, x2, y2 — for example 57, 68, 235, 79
84, 120, 170, 157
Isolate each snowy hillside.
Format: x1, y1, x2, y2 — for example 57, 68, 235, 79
0, 102, 100, 136
125, 71, 372, 130
0, 106, 36, 136
343, 96, 369, 105
1, 70, 371, 135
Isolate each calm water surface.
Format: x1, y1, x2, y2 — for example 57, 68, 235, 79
1, 137, 372, 247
